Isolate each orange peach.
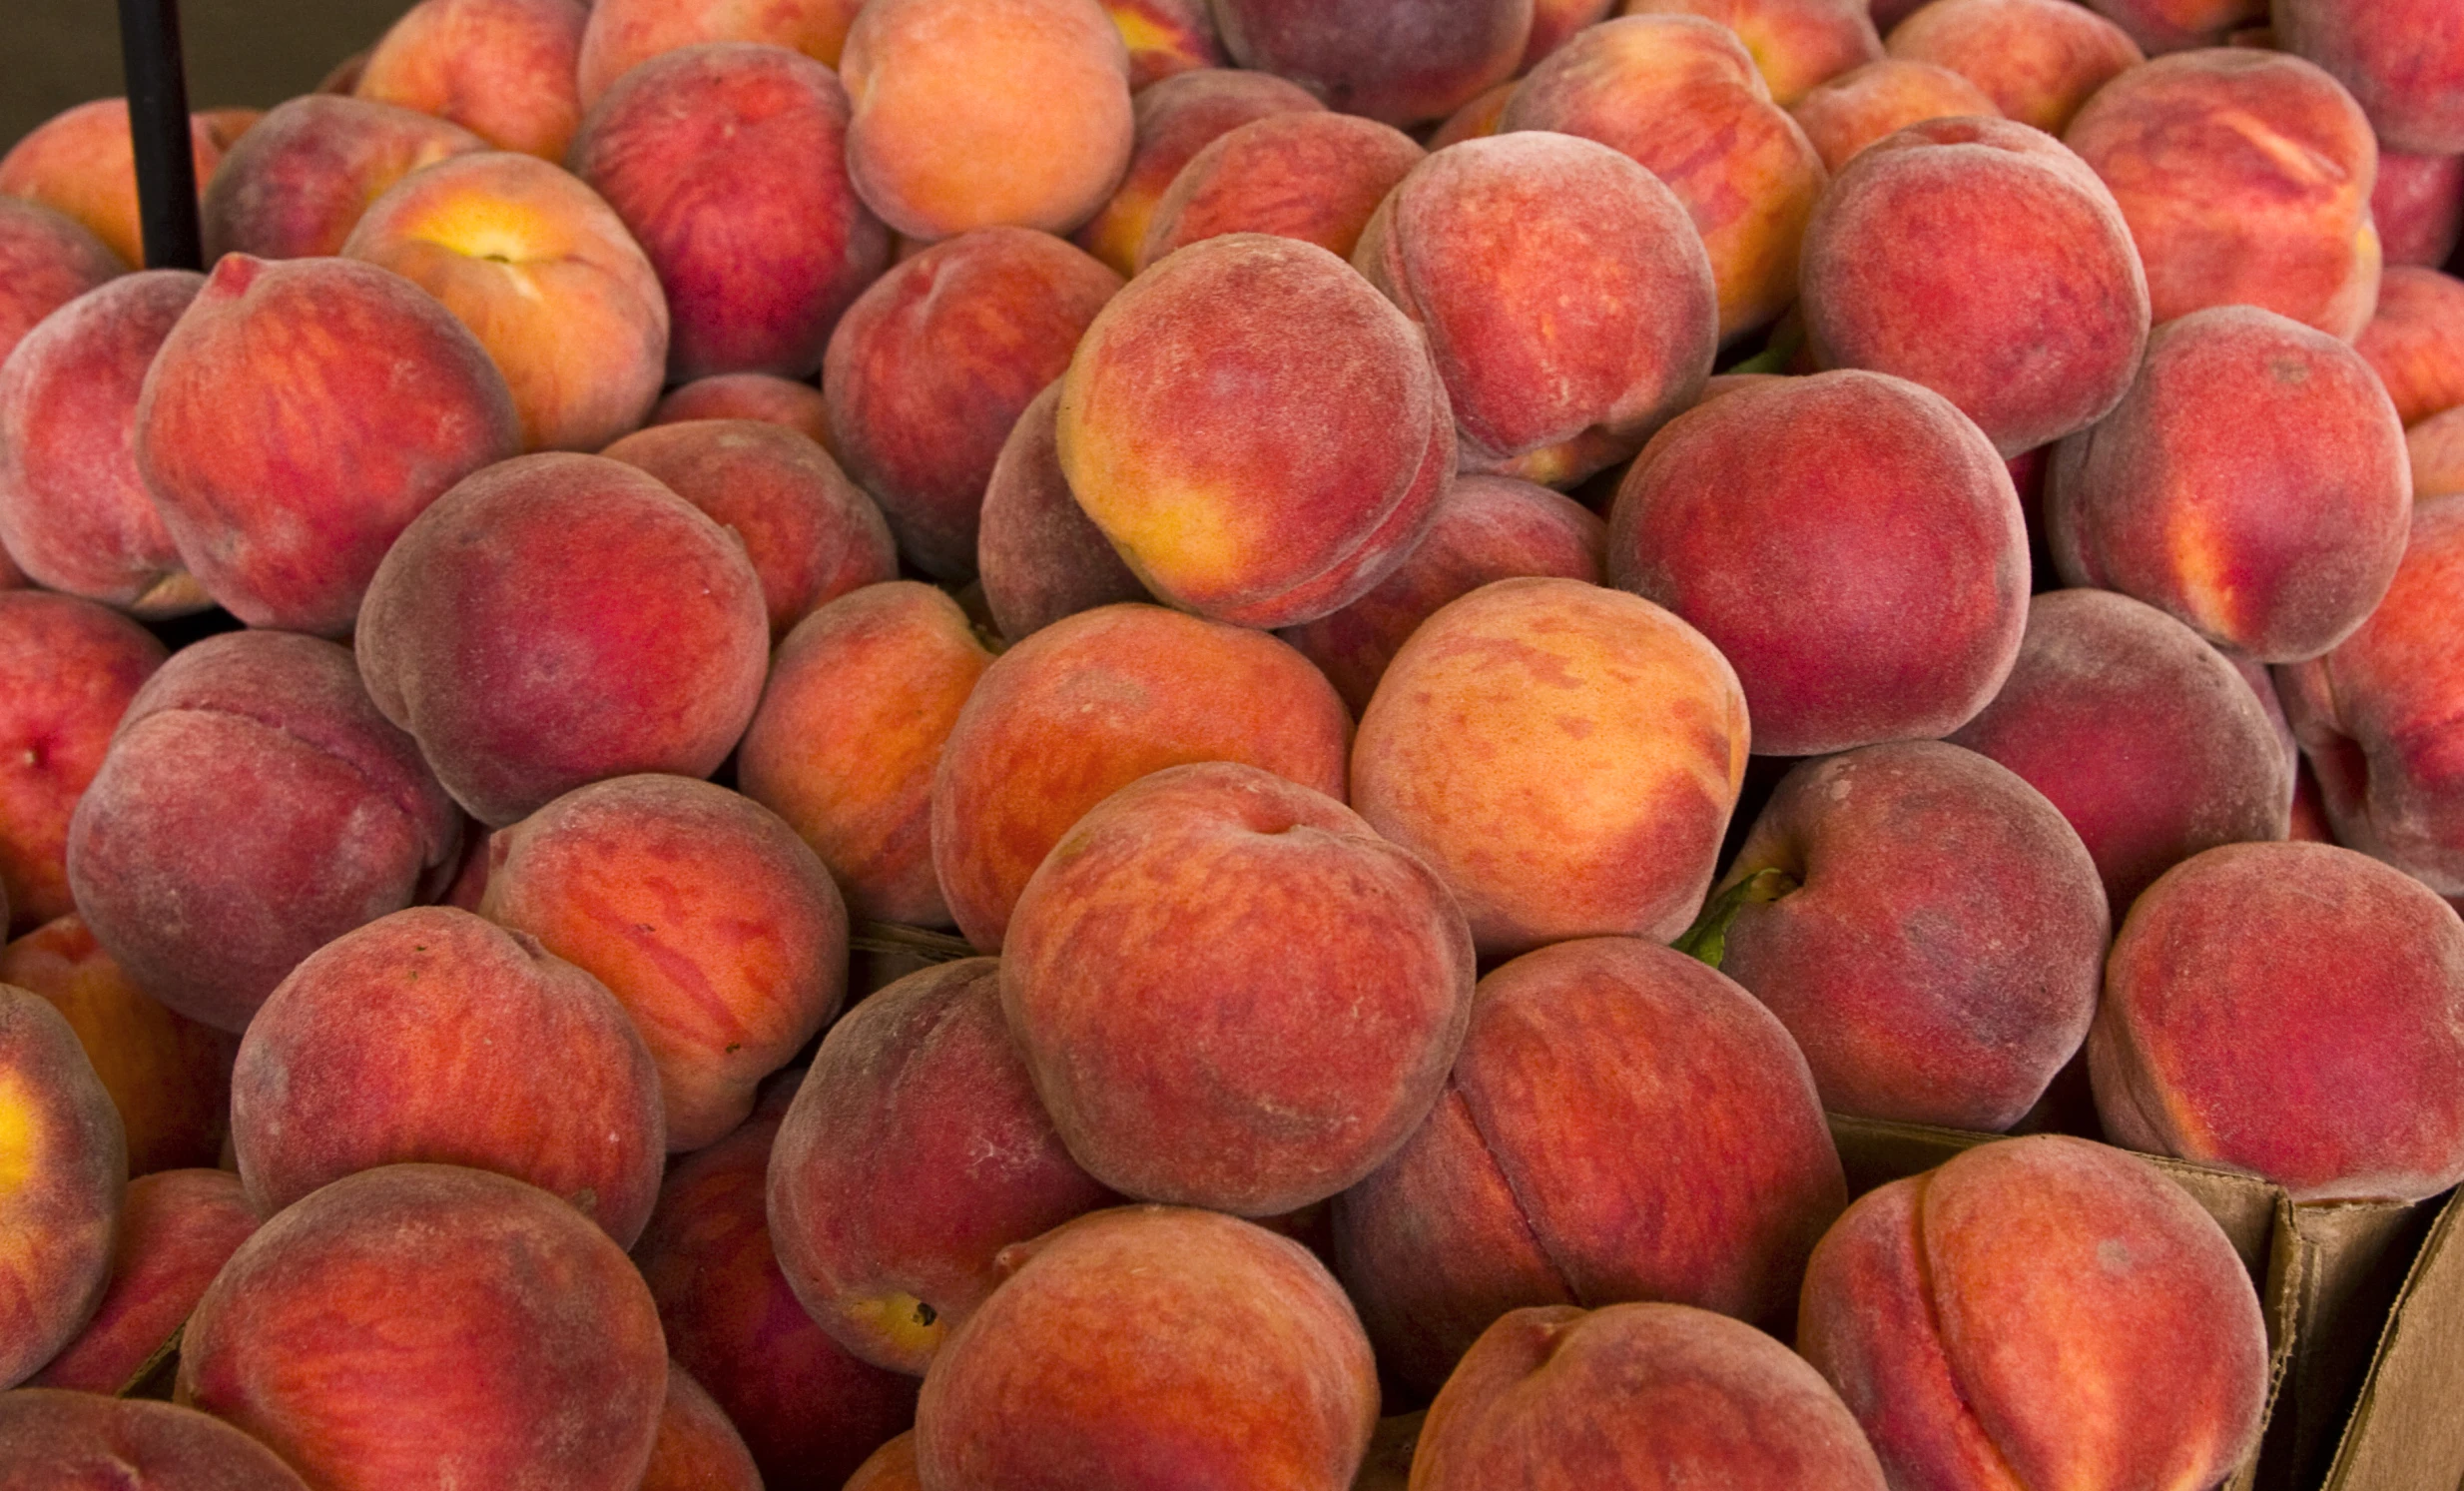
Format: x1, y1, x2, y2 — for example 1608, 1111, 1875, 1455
1788, 57, 2001, 171
0, 200, 121, 369
2414, 406, 2464, 497
1137, 110, 1424, 270
649, 371, 834, 449
1524, 0, 1618, 69
1070, 67, 1323, 277
641, 1366, 764, 1491
200, 94, 486, 261
0, 99, 227, 270
0, 1392, 309, 1488
1428, 80, 1519, 148
355, 0, 589, 160
1210, 0, 1534, 126
1104, 0, 1228, 87
2375, 150, 2464, 270
975, 381, 1152, 640
0, 985, 124, 1389
578, 0, 870, 107
26, 1168, 257, 1394
2272, 0, 2464, 156
2079, 0, 2262, 54
2356, 266, 2464, 425
1886, 0, 2143, 133
847, 1433, 921, 1491
1623, 0, 1885, 106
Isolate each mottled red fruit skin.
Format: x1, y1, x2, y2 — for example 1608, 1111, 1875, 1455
353, 0, 588, 160
824, 227, 1121, 579
0, 271, 206, 614
133, 254, 520, 636
847, 1432, 922, 1491
230, 906, 665, 1244
0, 1392, 310, 1489
1281, 476, 1604, 714
1525, 0, 1616, 69
2277, 494, 2464, 894
176, 1164, 667, 1491
578, 0, 870, 107
0, 987, 124, 1389
976, 381, 1150, 641
0, 200, 122, 369
2415, 406, 2464, 498
1622, 0, 1886, 108
601, 418, 896, 639
28, 1169, 257, 1394
633, 1100, 921, 1491
1800, 115, 2151, 457
650, 371, 835, 450
2080, 0, 2261, 54
571, 43, 892, 380
1210, 0, 1534, 126
641, 1366, 764, 1491
0, 101, 226, 271
1136, 110, 1425, 271
2047, 305, 2411, 663
929, 601, 1352, 950
1332, 938, 1849, 1397
1884, 0, 2143, 132
1001, 763, 1476, 1215
1799, 1136, 2268, 1490
200, 94, 487, 261
1947, 587, 2289, 913
2374, 151, 2464, 270
1354, 131, 1718, 485
67, 630, 459, 1033
354, 452, 770, 827
0, 594, 164, 935
1608, 369, 2028, 756
915, 1205, 1381, 1491
2271, 0, 2464, 156
1415, 1303, 1888, 1490
1714, 740, 2110, 1130
1787, 57, 2002, 173
2355, 266, 2464, 426
770, 959, 1118, 1372
1070, 67, 1322, 278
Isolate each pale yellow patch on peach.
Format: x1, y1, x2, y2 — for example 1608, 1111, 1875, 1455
405, 195, 563, 265
845, 1289, 948, 1363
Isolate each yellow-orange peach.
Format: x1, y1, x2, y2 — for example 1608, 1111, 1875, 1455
1623, 0, 1884, 106
0, 986, 124, 1389
1104, 0, 1227, 88
0, 100, 227, 269
355, 0, 589, 160
1070, 67, 1321, 277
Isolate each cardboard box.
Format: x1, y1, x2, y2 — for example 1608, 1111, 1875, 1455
2318, 1186, 2464, 1490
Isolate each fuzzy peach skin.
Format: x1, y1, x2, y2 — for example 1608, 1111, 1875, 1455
579, 0, 869, 108
0, 986, 124, 1389
480, 774, 848, 1151
632, 1094, 921, 1490
2081, 0, 2261, 54
1282, 475, 1604, 715
1800, 116, 2151, 457
928, 601, 1351, 950
1001, 763, 1476, 1215
1070, 68, 1322, 277
572, 43, 891, 380
27, 1169, 256, 1394
177, 1163, 666, 1491
1503, 15, 1828, 341
229, 906, 665, 1244
649, 373, 835, 450
1428, 82, 1518, 149
2375, 151, 2464, 270
914, 1205, 1380, 1490
601, 419, 895, 638
976, 381, 1151, 641
1416, 1303, 1887, 1490
0, 918, 233, 1176
1055, 234, 1456, 627
847, 1433, 921, 1491
2271, 0, 2464, 156
67, 630, 461, 1033
1349, 578, 1742, 954
2276, 492, 2464, 893
2356, 266, 2464, 426
201, 95, 485, 262
354, 452, 770, 827
840, 0, 1134, 241
0, 593, 166, 935
0, 100, 226, 270
1622, 0, 1884, 106
133, 254, 519, 634
1331, 938, 1849, 1397
1787, 58, 2000, 171
0, 1392, 310, 1489
738, 582, 993, 927
1524, 0, 1616, 69
355, 0, 587, 160
641, 1366, 763, 1491
0, 200, 121, 368
2047, 305, 2410, 662
1104, 0, 1226, 87
824, 227, 1120, 579
1608, 370, 2027, 756
1799, 1135, 2267, 1490
2414, 405, 2464, 500
1354, 132, 1718, 486
769, 959, 1118, 1373
1136, 111, 1424, 271
2064, 47, 2381, 341
1210, 0, 1534, 126
1885, 0, 2143, 133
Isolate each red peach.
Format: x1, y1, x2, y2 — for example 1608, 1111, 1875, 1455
641, 1366, 764, 1491
26, 1168, 257, 1394
355, 0, 589, 160
0, 986, 125, 1389
2272, 0, 2464, 156
2079, 0, 2262, 54
0, 200, 123, 367
1210, 0, 1535, 126
2414, 405, 2464, 498
1623, 0, 1886, 106
0, 1392, 309, 1489
1136, 110, 1425, 271
847, 1433, 921, 1491
200, 94, 487, 262
1788, 58, 2002, 172
1069, 67, 1323, 278
975, 381, 1152, 641
1886, 0, 2144, 133
649, 372, 834, 450
1525, 0, 1618, 70
578, 0, 870, 107
2356, 266, 2464, 425
0, 99, 227, 270
2376, 150, 2464, 270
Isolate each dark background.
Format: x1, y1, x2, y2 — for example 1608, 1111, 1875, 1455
5, 0, 413, 152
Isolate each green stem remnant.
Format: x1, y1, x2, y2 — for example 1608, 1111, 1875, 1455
1673, 867, 1798, 970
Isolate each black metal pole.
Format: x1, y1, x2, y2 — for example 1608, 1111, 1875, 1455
117, 0, 203, 271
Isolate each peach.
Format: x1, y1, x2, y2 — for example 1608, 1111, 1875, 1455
0, 592, 167, 934
0, 1392, 309, 1488
1788, 58, 2001, 171
840, 0, 1135, 240
651, 372, 834, 448
2375, 150, 2464, 270
1428, 81, 1518, 148
0, 917, 234, 1176
1332, 938, 1848, 1397
66, 630, 461, 1033
1502, 15, 1829, 340
2080, 0, 2263, 54
1608, 370, 2027, 755
1104, 0, 1227, 88
848, 1433, 922, 1491
579, 0, 869, 107
1070, 67, 1322, 277
824, 227, 1121, 579
1799, 1135, 2268, 1489
1057, 235, 1455, 627
2064, 47, 2382, 340
601, 419, 896, 638
1946, 588, 2290, 911
2356, 265, 2464, 426
976, 381, 1151, 641
354, 452, 770, 826
0, 986, 124, 1389
738, 582, 994, 927
200, 94, 486, 262
1354, 131, 1718, 484
1137, 111, 1424, 271
1524, 0, 1617, 68
27, 1168, 257, 1394
0, 270, 208, 615
2047, 305, 2410, 661
1416, 1304, 1888, 1490
1622, 0, 1885, 106
929, 601, 1351, 950
769, 958, 1118, 1371
0, 100, 226, 270
177, 1163, 667, 1490
133, 253, 521, 635
571, 43, 891, 379
914, 1205, 1379, 1489
2272, 0, 2464, 156
1886, 0, 2143, 133
0, 199, 123, 367
355, 0, 588, 160
641, 1366, 763, 1491
1210, 0, 1534, 126
2414, 406, 2464, 498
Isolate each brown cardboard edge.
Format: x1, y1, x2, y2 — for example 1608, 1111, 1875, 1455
2263, 1197, 2445, 1490
2320, 1186, 2464, 1491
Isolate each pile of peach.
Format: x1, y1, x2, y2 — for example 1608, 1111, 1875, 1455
1, 0, 2462, 1484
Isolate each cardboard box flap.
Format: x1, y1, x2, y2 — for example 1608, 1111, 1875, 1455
2258, 1197, 2442, 1491
2320, 1187, 2464, 1491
